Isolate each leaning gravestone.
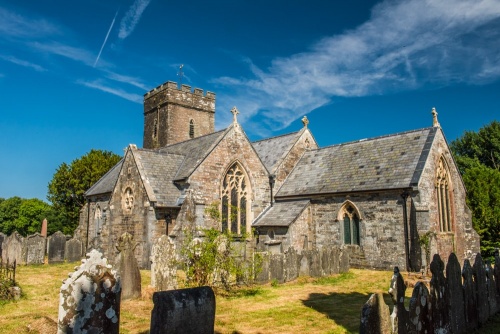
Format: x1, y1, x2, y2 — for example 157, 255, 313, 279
150, 286, 215, 334
151, 235, 177, 291
114, 232, 141, 300
58, 249, 121, 334
48, 231, 66, 264
64, 238, 83, 262
25, 233, 46, 265
359, 292, 391, 334
2, 231, 25, 265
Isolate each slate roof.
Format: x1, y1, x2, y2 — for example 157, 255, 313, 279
85, 159, 124, 196
159, 129, 228, 180
132, 149, 186, 207
252, 131, 302, 173
253, 200, 310, 227
277, 127, 438, 197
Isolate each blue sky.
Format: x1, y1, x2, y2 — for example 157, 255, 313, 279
1, 0, 499, 202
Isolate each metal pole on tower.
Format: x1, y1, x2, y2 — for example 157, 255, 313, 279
177, 64, 184, 88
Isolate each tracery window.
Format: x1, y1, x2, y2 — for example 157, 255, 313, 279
189, 119, 195, 139
340, 202, 360, 245
124, 187, 134, 211
94, 206, 102, 236
221, 163, 249, 234
436, 157, 452, 232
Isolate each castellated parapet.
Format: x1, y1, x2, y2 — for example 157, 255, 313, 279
143, 81, 216, 149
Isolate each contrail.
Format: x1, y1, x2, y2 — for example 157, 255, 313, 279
94, 9, 119, 68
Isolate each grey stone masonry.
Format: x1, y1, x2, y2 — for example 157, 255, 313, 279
25, 233, 46, 265
150, 286, 215, 334
58, 249, 121, 334
48, 231, 66, 264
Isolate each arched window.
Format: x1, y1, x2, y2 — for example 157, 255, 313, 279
221, 163, 250, 234
340, 202, 360, 245
189, 119, 195, 139
153, 117, 158, 139
94, 205, 102, 236
436, 157, 452, 232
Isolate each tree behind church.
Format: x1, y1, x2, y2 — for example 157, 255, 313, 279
450, 120, 500, 259
47, 149, 121, 235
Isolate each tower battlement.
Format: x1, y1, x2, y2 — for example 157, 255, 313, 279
143, 81, 216, 149
144, 81, 215, 115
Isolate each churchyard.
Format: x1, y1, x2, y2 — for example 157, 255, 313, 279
1, 259, 499, 334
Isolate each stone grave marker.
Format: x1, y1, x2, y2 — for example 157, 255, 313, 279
151, 235, 177, 291
48, 231, 66, 264
64, 238, 83, 262
360, 292, 391, 334
388, 267, 408, 334
2, 231, 25, 265
473, 253, 489, 325
25, 233, 46, 265
408, 282, 431, 334
114, 232, 141, 300
58, 249, 121, 334
0, 232, 5, 259
150, 286, 215, 334
446, 253, 465, 334
485, 261, 498, 316
462, 259, 478, 332
40, 218, 47, 237
429, 254, 450, 333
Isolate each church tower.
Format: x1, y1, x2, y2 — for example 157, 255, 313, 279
143, 81, 216, 149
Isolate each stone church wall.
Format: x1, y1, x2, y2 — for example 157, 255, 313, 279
187, 124, 270, 233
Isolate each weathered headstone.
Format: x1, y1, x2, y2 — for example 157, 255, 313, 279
64, 238, 83, 262
40, 218, 48, 238
408, 282, 431, 334
339, 249, 349, 273
284, 246, 298, 282
114, 232, 141, 300
150, 286, 215, 334
270, 253, 284, 282
462, 259, 478, 332
25, 233, 46, 265
360, 292, 391, 334
2, 231, 25, 265
151, 235, 177, 291
48, 231, 67, 264
388, 267, 408, 334
446, 253, 465, 334
429, 254, 450, 333
58, 249, 121, 334
485, 261, 498, 316
473, 253, 489, 326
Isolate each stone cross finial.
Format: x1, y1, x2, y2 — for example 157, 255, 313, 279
302, 116, 309, 128
432, 107, 440, 127
231, 106, 239, 123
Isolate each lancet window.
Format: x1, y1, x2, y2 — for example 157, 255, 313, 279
94, 205, 102, 236
189, 119, 195, 139
436, 157, 452, 232
340, 202, 360, 245
221, 163, 249, 234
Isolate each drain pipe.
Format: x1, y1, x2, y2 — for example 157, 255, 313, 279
269, 174, 276, 207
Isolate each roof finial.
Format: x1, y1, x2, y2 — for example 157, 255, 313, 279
231, 106, 240, 123
432, 107, 440, 127
302, 116, 309, 128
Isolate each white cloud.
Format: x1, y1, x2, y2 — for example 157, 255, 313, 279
30, 41, 111, 68
216, 0, 500, 131
105, 71, 149, 90
0, 7, 59, 39
0, 54, 46, 72
118, 0, 151, 40
77, 79, 143, 103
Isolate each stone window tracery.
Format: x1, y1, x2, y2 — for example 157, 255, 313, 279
340, 202, 360, 245
436, 157, 452, 232
221, 163, 249, 234
124, 187, 134, 212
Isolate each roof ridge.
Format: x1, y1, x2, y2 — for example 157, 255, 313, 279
316, 126, 434, 151
252, 130, 300, 143
162, 128, 227, 149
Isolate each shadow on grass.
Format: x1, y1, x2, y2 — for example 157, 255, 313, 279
302, 291, 393, 333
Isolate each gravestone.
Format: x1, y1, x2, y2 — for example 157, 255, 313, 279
25, 233, 46, 265
429, 254, 450, 333
270, 254, 284, 282
2, 231, 25, 265
408, 282, 431, 334
255, 252, 270, 283
339, 249, 349, 273
150, 286, 215, 334
485, 261, 498, 316
360, 292, 391, 334
151, 235, 177, 290
0, 232, 5, 259
58, 249, 121, 334
462, 259, 478, 332
48, 231, 66, 264
388, 267, 408, 334
446, 253, 465, 334
473, 253, 489, 325
284, 247, 298, 282
114, 232, 141, 300
330, 247, 340, 274
40, 218, 48, 237
65, 238, 84, 262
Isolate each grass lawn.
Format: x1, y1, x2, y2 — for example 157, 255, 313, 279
1, 262, 499, 333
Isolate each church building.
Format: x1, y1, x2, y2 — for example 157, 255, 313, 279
75, 80, 480, 271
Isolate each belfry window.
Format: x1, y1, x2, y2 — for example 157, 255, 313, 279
436, 157, 452, 232
221, 163, 249, 234
340, 202, 360, 245
189, 120, 195, 139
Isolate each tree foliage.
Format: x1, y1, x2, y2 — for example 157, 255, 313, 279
47, 149, 121, 235
450, 120, 500, 258
0, 197, 54, 236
